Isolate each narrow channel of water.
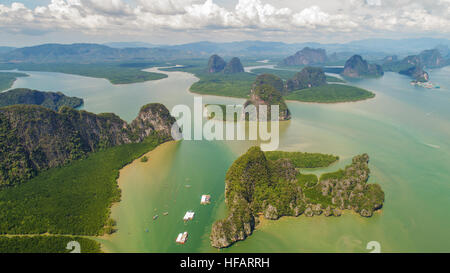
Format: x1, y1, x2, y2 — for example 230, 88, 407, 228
9, 65, 450, 252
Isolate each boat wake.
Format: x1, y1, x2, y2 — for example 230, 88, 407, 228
424, 143, 441, 149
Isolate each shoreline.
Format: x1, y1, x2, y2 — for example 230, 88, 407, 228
97, 140, 178, 253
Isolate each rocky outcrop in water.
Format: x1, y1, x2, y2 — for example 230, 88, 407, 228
407, 49, 445, 68
281, 47, 328, 66
243, 84, 291, 121
399, 66, 429, 82
383, 48, 448, 82
210, 147, 384, 248
286, 67, 327, 92
341, 55, 384, 78
0, 103, 179, 187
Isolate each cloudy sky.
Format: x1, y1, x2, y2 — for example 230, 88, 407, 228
0, 0, 449, 46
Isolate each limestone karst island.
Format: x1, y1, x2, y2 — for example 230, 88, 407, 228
0, 0, 449, 265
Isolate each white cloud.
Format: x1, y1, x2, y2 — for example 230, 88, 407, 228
292, 6, 330, 28
0, 0, 449, 39
365, 0, 382, 6
137, 0, 201, 15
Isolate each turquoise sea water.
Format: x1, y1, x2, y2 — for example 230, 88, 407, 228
7, 66, 450, 252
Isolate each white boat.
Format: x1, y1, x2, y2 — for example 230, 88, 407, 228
183, 211, 195, 221
176, 232, 188, 244
200, 194, 211, 204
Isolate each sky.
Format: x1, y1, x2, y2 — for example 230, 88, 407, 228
0, 0, 449, 47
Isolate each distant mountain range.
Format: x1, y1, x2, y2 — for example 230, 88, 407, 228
103, 42, 162, 48
0, 43, 189, 63
1, 38, 449, 64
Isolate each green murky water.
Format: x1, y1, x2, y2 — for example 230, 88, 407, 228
7, 66, 450, 253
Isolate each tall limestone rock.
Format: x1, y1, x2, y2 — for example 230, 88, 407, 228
207, 54, 226, 73
0, 103, 179, 187
286, 67, 327, 92
243, 84, 291, 121
282, 47, 328, 66
223, 57, 245, 74
341, 55, 384, 78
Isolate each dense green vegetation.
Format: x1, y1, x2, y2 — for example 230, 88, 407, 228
223, 57, 245, 74
0, 236, 101, 253
251, 84, 289, 115
251, 68, 344, 83
0, 88, 83, 111
140, 156, 148, 162
0, 63, 167, 84
286, 84, 375, 103
163, 61, 365, 104
0, 72, 28, 91
160, 59, 257, 98
0, 103, 174, 188
210, 147, 385, 248
251, 68, 297, 79
0, 135, 162, 235
191, 72, 256, 98
265, 151, 339, 168
253, 74, 285, 94
286, 67, 327, 91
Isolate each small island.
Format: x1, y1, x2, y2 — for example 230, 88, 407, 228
341, 55, 384, 78
285, 84, 375, 103
210, 146, 384, 248
244, 75, 291, 121
0, 88, 84, 111
268, 66, 375, 103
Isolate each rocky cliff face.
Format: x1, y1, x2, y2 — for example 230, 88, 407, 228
282, 47, 328, 66
207, 54, 226, 73
286, 67, 327, 92
342, 55, 384, 78
0, 103, 178, 187
0, 88, 83, 111
210, 147, 384, 248
408, 49, 445, 68
130, 103, 181, 141
206, 55, 244, 74
383, 48, 448, 82
399, 65, 429, 82
223, 57, 245, 74
243, 84, 291, 121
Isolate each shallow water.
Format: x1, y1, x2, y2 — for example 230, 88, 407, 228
8, 66, 450, 252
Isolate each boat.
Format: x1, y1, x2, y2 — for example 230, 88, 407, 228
183, 211, 195, 221
176, 232, 188, 244
200, 194, 211, 204
153, 215, 158, 220
163, 212, 169, 216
